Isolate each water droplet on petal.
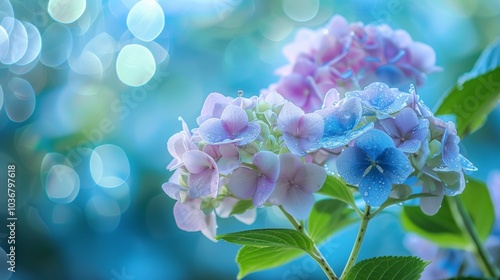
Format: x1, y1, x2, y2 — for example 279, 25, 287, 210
364, 191, 368, 196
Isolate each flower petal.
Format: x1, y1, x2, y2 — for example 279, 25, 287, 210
299, 113, 324, 139
395, 107, 419, 136
278, 153, 302, 182
337, 146, 370, 185
358, 168, 392, 207
283, 187, 315, 220
197, 92, 231, 125
228, 167, 258, 199
167, 132, 186, 161
215, 196, 237, 218
283, 133, 306, 156
188, 167, 219, 198
253, 177, 276, 207
297, 112, 324, 152
398, 139, 422, 153
162, 169, 184, 200
182, 150, 213, 174
268, 180, 289, 205
442, 122, 461, 171
203, 144, 240, 175
276, 75, 310, 108
294, 163, 327, 193
319, 97, 363, 135
277, 102, 303, 134
201, 211, 217, 241
420, 183, 444, 216
198, 118, 233, 144
235, 208, 256, 225
319, 122, 374, 149
355, 129, 395, 160
377, 147, 412, 184
221, 105, 250, 135
162, 182, 182, 200
322, 88, 340, 108
235, 122, 261, 145
173, 199, 206, 231
253, 151, 280, 182
346, 82, 410, 114
379, 118, 399, 139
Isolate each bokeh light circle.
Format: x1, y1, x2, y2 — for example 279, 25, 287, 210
48, 0, 86, 24
0, 85, 3, 111
85, 195, 121, 232
4, 77, 36, 122
127, 0, 165, 42
283, 0, 319, 22
83, 32, 117, 71
102, 182, 131, 214
46, 165, 80, 204
0, 25, 7, 44
41, 153, 72, 176
16, 21, 42, 66
90, 144, 130, 188
0, 26, 8, 62
0, 247, 12, 280
69, 50, 104, 76
40, 23, 73, 67
116, 44, 156, 86
0, 17, 28, 65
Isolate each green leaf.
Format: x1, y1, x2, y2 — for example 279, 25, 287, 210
401, 177, 494, 249
343, 256, 429, 280
435, 67, 500, 137
308, 199, 358, 243
318, 175, 357, 210
402, 198, 465, 247
230, 200, 254, 216
457, 177, 495, 242
216, 229, 314, 252
236, 246, 303, 279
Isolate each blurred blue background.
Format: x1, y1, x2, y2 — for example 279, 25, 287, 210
0, 0, 499, 279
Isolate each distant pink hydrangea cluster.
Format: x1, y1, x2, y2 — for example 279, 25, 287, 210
267, 15, 441, 112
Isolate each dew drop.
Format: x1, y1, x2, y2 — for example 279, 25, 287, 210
364, 191, 368, 197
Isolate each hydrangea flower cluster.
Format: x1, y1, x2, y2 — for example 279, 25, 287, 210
163, 81, 476, 240
267, 15, 441, 112
314, 82, 476, 214
163, 92, 327, 240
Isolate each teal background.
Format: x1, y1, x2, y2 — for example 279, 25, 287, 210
0, 0, 499, 279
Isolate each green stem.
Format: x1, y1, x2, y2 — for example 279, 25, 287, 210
341, 205, 371, 278
447, 197, 499, 278
278, 206, 339, 280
